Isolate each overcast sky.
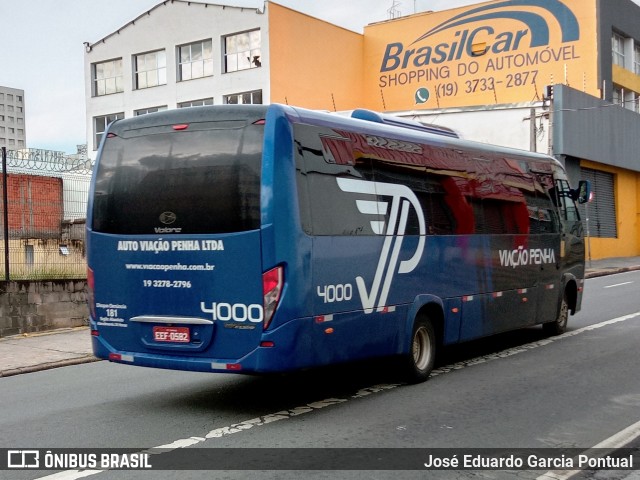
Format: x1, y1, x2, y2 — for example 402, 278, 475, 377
0, 0, 633, 153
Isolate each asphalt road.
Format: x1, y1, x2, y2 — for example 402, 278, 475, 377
2, 271, 640, 480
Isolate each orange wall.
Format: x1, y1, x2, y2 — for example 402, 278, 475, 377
268, 3, 364, 111
363, 0, 599, 111
581, 160, 640, 260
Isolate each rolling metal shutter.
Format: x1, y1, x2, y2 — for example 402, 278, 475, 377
579, 168, 617, 238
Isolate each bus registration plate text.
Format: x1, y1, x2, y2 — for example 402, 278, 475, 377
153, 326, 190, 343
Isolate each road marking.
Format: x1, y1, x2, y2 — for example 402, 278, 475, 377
34, 311, 640, 479
537, 418, 640, 480
34, 471, 102, 480
604, 281, 634, 289
431, 311, 640, 377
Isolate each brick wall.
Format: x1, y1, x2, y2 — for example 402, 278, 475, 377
0, 280, 88, 337
2, 174, 64, 237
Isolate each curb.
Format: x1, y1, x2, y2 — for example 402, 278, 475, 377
0, 355, 101, 378
585, 265, 640, 279
0, 325, 89, 341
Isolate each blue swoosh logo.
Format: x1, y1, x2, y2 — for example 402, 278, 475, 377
410, 0, 579, 47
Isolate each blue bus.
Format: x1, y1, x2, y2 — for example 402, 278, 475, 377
87, 104, 590, 382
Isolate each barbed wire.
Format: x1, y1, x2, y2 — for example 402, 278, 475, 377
4, 148, 94, 175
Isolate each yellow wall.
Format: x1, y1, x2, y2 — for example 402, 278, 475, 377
363, 0, 599, 111
268, 3, 364, 111
581, 160, 640, 260
612, 64, 640, 93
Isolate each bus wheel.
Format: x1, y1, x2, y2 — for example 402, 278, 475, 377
543, 292, 569, 336
402, 317, 436, 383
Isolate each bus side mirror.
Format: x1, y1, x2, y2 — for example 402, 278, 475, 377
572, 180, 591, 204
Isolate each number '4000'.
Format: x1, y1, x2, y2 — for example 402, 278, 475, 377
317, 284, 353, 304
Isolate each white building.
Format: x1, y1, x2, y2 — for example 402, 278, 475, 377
84, 1, 269, 154
0, 86, 26, 150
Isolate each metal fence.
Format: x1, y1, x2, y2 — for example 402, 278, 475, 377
0, 147, 92, 280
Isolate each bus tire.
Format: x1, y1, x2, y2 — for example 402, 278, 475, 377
402, 317, 436, 383
543, 292, 569, 336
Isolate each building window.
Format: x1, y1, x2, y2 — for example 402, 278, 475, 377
16, 95, 22, 103
17, 140, 24, 148
134, 106, 168, 116
93, 58, 123, 96
612, 32, 626, 67
178, 39, 213, 81
178, 98, 214, 108
224, 30, 261, 73
134, 50, 167, 89
635, 43, 640, 75
6, 105, 12, 112
612, 86, 624, 107
7, 94, 13, 102
224, 90, 262, 105
94, 112, 124, 150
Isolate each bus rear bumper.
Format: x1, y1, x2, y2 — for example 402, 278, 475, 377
90, 321, 316, 374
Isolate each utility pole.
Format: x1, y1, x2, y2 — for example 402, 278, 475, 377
545, 84, 554, 156
529, 107, 537, 152
2, 147, 9, 281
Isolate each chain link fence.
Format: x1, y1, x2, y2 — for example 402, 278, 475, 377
0, 147, 92, 280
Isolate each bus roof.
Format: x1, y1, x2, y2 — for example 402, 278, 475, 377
277, 104, 561, 170
101, 103, 562, 172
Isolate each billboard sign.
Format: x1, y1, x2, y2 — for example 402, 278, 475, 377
364, 0, 598, 110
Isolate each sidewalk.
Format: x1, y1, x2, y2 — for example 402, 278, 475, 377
585, 255, 640, 278
1, 256, 639, 378
0, 326, 98, 377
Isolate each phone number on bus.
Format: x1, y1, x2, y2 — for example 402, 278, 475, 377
143, 280, 192, 288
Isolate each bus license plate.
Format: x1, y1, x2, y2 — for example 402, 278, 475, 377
153, 326, 190, 343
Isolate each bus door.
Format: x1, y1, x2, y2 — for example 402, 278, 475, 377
535, 175, 584, 324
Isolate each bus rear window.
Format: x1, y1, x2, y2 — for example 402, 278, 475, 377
92, 123, 262, 235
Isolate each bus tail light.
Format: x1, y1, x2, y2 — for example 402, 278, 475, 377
87, 267, 96, 319
262, 266, 283, 330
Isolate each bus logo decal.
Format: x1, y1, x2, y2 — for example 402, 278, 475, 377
337, 178, 426, 314
159, 211, 177, 225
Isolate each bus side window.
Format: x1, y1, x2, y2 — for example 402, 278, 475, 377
368, 162, 459, 236
294, 124, 377, 236
529, 173, 560, 234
